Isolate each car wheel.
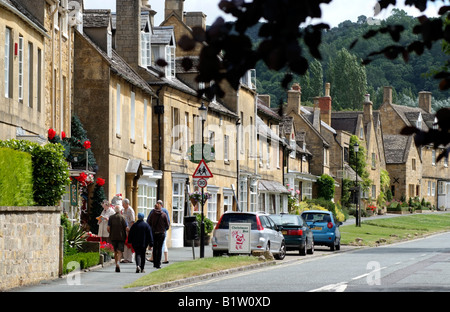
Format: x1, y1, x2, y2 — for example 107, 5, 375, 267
336, 239, 341, 251
307, 239, 314, 255
275, 241, 286, 260
299, 240, 307, 256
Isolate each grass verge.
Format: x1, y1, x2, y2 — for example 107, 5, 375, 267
340, 213, 450, 246
124, 255, 262, 288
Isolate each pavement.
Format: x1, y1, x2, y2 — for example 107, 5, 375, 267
11, 245, 215, 292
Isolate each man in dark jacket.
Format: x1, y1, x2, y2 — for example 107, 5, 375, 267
128, 213, 153, 273
148, 204, 169, 269
107, 205, 127, 272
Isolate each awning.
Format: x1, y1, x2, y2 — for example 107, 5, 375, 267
258, 180, 290, 194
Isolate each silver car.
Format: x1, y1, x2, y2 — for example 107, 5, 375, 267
211, 211, 286, 260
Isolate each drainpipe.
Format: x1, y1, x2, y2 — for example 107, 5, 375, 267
154, 84, 164, 199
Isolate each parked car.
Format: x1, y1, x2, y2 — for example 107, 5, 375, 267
270, 213, 314, 256
211, 211, 286, 260
301, 210, 342, 251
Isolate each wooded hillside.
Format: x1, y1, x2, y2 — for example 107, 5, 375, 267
252, 9, 450, 111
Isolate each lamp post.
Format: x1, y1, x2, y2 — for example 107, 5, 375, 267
199, 102, 207, 258
354, 142, 360, 227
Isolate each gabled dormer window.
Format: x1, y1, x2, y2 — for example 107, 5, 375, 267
416, 113, 422, 129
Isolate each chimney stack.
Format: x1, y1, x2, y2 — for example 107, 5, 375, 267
115, 0, 141, 71
363, 94, 373, 125
286, 83, 302, 115
383, 86, 392, 105
184, 12, 207, 31
418, 91, 432, 113
165, 0, 185, 21
317, 82, 332, 126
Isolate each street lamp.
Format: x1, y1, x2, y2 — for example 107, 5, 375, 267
199, 102, 207, 258
354, 142, 360, 227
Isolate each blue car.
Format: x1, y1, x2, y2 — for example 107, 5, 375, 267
301, 210, 342, 251
270, 214, 314, 256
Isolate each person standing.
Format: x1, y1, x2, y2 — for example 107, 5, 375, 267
107, 205, 128, 272
148, 203, 169, 269
97, 200, 114, 243
128, 213, 153, 273
146, 200, 170, 263
122, 198, 135, 263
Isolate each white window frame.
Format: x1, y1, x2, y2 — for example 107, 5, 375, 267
138, 180, 157, 218
224, 134, 229, 162
165, 45, 175, 78
4, 27, 11, 98
143, 99, 148, 146
27, 42, 33, 108
18, 35, 23, 101
172, 180, 185, 224
141, 31, 151, 67
223, 188, 233, 212
130, 91, 135, 141
116, 84, 121, 135
207, 186, 219, 222
239, 178, 248, 212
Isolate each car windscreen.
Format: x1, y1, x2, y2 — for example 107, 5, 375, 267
302, 213, 332, 223
270, 215, 302, 226
217, 214, 257, 230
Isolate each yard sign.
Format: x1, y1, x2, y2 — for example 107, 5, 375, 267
229, 223, 251, 254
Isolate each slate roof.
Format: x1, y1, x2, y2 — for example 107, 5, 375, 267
1, 0, 47, 34
330, 111, 361, 135
383, 134, 413, 164
83, 9, 111, 28
152, 26, 174, 45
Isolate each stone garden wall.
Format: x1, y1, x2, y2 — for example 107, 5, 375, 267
0, 206, 62, 291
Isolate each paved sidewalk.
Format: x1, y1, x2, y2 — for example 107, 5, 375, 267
11, 246, 213, 292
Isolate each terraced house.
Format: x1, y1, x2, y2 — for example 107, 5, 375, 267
380, 86, 450, 209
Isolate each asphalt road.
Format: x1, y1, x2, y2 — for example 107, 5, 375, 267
164, 231, 450, 292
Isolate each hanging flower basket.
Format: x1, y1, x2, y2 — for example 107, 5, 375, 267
189, 191, 211, 207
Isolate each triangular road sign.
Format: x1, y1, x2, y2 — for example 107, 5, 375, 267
192, 159, 213, 178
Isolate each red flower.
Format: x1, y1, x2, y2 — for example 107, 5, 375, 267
83, 140, 91, 149
61, 131, 66, 139
96, 178, 105, 186
48, 128, 56, 140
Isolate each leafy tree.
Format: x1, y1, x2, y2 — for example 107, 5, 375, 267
327, 48, 368, 110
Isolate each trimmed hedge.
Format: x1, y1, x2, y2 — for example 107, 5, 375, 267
0, 139, 70, 206
0, 147, 34, 206
62, 252, 100, 275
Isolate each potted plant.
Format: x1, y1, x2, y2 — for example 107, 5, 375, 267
194, 213, 214, 246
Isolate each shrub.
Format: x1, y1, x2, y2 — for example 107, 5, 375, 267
0, 139, 70, 206
316, 174, 335, 201
0, 147, 34, 206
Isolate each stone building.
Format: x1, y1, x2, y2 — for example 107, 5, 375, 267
379, 86, 450, 209
331, 95, 386, 204
0, 0, 75, 143
73, 8, 159, 217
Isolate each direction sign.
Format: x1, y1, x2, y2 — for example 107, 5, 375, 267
192, 159, 213, 178
197, 178, 207, 188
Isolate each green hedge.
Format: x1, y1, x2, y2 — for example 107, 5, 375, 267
62, 252, 100, 275
0, 147, 34, 206
0, 139, 70, 206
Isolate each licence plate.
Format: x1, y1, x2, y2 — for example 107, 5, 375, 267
312, 227, 322, 230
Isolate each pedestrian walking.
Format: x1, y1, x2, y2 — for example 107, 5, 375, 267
107, 205, 128, 272
128, 213, 153, 273
146, 200, 170, 263
122, 198, 135, 263
148, 203, 169, 269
